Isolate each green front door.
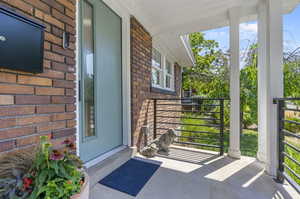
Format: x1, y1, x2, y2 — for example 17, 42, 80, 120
79, 0, 123, 163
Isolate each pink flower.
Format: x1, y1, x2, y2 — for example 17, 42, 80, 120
50, 150, 64, 160
62, 139, 76, 150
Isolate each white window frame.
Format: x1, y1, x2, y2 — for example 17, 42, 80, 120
151, 48, 163, 88
164, 59, 175, 90
151, 48, 175, 91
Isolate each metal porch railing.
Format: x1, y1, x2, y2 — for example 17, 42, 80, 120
274, 98, 300, 193
152, 97, 225, 156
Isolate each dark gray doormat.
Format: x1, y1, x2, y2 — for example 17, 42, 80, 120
99, 158, 161, 196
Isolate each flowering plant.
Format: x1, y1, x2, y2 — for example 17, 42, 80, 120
0, 136, 84, 199
27, 136, 84, 199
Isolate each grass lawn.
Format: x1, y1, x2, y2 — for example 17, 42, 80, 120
180, 113, 300, 185
284, 138, 300, 185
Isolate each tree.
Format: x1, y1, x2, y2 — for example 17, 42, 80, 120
284, 58, 300, 100
183, 33, 229, 99
183, 33, 230, 125
240, 44, 258, 128
183, 32, 300, 128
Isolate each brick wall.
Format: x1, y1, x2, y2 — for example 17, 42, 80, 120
130, 17, 182, 150
0, 0, 77, 154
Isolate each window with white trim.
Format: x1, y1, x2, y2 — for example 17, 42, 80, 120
151, 48, 162, 87
165, 59, 174, 90
151, 48, 175, 91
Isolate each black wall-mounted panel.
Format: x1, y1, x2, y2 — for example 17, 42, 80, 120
0, 6, 45, 73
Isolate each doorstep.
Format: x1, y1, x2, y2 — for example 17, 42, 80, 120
87, 147, 137, 188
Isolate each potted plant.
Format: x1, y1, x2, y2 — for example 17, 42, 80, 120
0, 136, 89, 199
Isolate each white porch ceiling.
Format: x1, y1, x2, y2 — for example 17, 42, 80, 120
118, 0, 300, 66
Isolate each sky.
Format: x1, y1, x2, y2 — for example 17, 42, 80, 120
202, 4, 300, 65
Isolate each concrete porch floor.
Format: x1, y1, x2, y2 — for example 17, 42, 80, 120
90, 146, 299, 199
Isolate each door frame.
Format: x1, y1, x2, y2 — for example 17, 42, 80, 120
75, 0, 131, 167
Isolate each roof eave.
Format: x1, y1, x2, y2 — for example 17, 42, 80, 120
180, 35, 196, 67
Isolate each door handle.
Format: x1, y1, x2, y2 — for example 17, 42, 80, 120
78, 80, 81, 102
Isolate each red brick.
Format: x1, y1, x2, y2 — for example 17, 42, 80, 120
52, 9, 74, 27
34, 8, 45, 19
15, 96, 50, 105
66, 89, 75, 96
66, 73, 75, 81
53, 80, 75, 88
52, 96, 75, 104
18, 75, 52, 86
0, 118, 16, 129
69, 35, 76, 42
52, 112, 76, 121
66, 119, 76, 128
44, 41, 51, 50
44, 32, 62, 46
37, 121, 66, 132
0, 73, 17, 83
66, 104, 76, 112
23, 0, 50, 13
66, 24, 76, 35
0, 84, 34, 94
66, 57, 75, 65
0, 95, 14, 105
65, 8, 75, 20
52, 128, 75, 139
0, 141, 15, 152
52, 45, 75, 58
44, 14, 64, 29
36, 87, 64, 96
69, 42, 76, 51
0, 68, 30, 75
2, 0, 33, 14
41, 0, 64, 13
37, 70, 65, 79
0, 106, 35, 117
52, 26, 64, 37
16, 135, 39, 147
44, 60, 51, 69
37, 105, 65, 114
44, 51, 65, 63
56, 0, 75, 11
17, 115, 51, 126
0, 126, 35, 140
52, 62, 69, 72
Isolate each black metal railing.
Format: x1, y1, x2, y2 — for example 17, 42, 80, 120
153, 97, 225, 156
274, 98, 300, 192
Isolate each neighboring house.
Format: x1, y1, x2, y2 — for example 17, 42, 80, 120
0, 0, 186, 167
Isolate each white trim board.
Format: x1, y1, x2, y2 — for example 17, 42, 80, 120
75, 0, 80, 157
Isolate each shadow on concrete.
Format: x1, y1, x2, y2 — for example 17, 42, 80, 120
91, 146, 298, 199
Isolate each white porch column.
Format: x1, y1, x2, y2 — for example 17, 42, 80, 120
228, 7, 241, 159
257, 0, 284, 176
